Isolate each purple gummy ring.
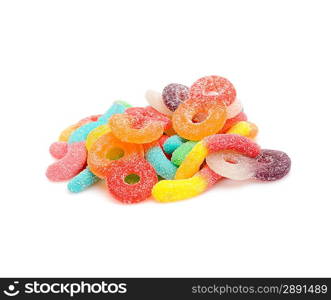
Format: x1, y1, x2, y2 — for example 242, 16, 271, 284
254, 149, 291, 181
162, 83, 189, 111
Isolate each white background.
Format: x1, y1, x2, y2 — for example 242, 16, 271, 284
0, 0, 330, 277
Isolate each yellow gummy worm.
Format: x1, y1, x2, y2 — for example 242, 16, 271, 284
174, 142, 207, 179
152, 174, 208, 202
85, 124, 111, 151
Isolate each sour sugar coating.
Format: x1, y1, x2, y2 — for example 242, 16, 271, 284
67, 167, 100, 193
163, 135, 186, 154
206, 152, 257, 180
106, 157, 158, 203
226, 121, 258, 139
86, 124, 111, 151
172, 98, 227, 141
175, 134, 261, 179
145, 90, 173, 116
171, 141, 197, 166
189, 75, 236, 106
126, 106, 171, 130
145, 144, 178, 180
162, 83, 189, 111
226, 98, 243, 119
49, 142, 68, 159
58, 115, 101, 142
46, 141, 87, 181
109, 113, 164, 144
68, 101, 129, 144
220, 111, 247, 133
152, 165, 221, 202
88, 132, 144, 178
254, 149, 291, 181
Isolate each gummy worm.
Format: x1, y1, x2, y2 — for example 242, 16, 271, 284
145, 145, 178, 180
46, 141, 87, 181
152, 165, 221, 202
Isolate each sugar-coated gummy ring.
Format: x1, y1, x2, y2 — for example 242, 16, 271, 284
254, 149, 291, 181
171, 141, 197, 166
106, 157, 158, 203
145, 90, 173, 116
206, 151, 256, 180
88, 132, 144, 178
145, 145, 178, 179
189, 75, 236, 106
152, 165, 221, 202
175, 134, 261, 179
206, 149, 291, 182
162, 83, 189, 111
109, 113, 164, 144
46, 141, 87, 181
172, 98, 227, 141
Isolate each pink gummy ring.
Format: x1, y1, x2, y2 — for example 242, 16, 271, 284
105, 157, 158, 203
189, 75, 236, 106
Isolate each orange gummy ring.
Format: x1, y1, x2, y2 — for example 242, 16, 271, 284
109, 113, 164, 144
172, 98, 227, 141
87, 132, 144, 178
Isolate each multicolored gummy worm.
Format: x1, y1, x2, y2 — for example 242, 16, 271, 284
46, 75, 291, 203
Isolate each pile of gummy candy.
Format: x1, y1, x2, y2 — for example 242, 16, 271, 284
46, 75, 291, 203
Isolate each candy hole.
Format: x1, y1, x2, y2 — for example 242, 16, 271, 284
106, 147, 124, 160
223, 154, 238, 164
192, 112, 208, 123
225, 158, 238, 164
124, 174, 140, 184
205, 91, 219, 96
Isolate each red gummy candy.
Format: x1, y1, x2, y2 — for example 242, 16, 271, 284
105, 156, 158, 203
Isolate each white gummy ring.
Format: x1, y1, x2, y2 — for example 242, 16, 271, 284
145, 89, 173, 116
226, 97, 243, 119
206, 151, 256, 180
